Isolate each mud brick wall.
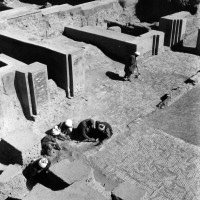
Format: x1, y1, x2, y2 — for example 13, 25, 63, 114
80, 0, 123, 27
43, 7, 86, 37
7, 11, 48, 38
0, 0, 137, 38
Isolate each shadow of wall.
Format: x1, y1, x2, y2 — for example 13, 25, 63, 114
135, 0, 199, 23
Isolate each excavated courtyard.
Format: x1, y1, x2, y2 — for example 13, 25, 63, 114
1, 0, 200, 200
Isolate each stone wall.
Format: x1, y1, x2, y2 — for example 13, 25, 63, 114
0, 0, 138, 38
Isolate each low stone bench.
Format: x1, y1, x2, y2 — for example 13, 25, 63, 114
50, 159, 92, 184
0, 164, 29, 199
0, 128, 42, 165
111, 181, 147, 200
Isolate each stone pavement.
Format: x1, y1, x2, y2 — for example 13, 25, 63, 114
88, 120, 200, 200
29, 46, 200, 200
145, 84, 200, 147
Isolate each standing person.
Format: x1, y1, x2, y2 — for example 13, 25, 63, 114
95, 121, 113, 144
124, 51, 140, 81
76, 118, 96, 142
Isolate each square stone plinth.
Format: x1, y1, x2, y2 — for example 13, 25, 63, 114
0, 164, 29, 199
50, 159, 92, 184
111, 181, 147, 200
0, 129, 41, 165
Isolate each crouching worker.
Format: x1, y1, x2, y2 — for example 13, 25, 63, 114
76, 118, 96, 142
95, 121, 113, 144
57, 119, 74, 140
124, 51, 140, 81
23, 157, 51, 182
27, 157, 51, 180
41, 131, 61, 156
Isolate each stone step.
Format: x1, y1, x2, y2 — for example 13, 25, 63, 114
0, 164, 29, 199
111, 181, 148, 200
0, 128, 42, 165
49, 159, 92, 185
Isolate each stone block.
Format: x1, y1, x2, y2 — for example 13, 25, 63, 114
0, 164, 29, 199
23, 180, 107, 200
0, 164, 21, 183
64, 25, 139, 63
0, 32, 85, 98
1, 71, 15, 95
68, 49, 85, 98
27, 62, 49, 115
111, 181, 147, 200
159, 12, 188, 47
0, 129, 41, 165
137, 30, 164, 56
50, 159, 92, 184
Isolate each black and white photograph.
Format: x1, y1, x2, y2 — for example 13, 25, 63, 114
0, 0, 200, 199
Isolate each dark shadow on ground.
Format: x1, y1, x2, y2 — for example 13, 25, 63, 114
106, 71, 124, 81
5, 198, 21, 200
135, 0, 199, 23
14, 72, 34, 121
107, 21, 149, 37
0, 4, 12, 11
171, 43, 198, 55
62, 33, 127, 65
19, 0, 95, 6
23, 168, 69, 191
